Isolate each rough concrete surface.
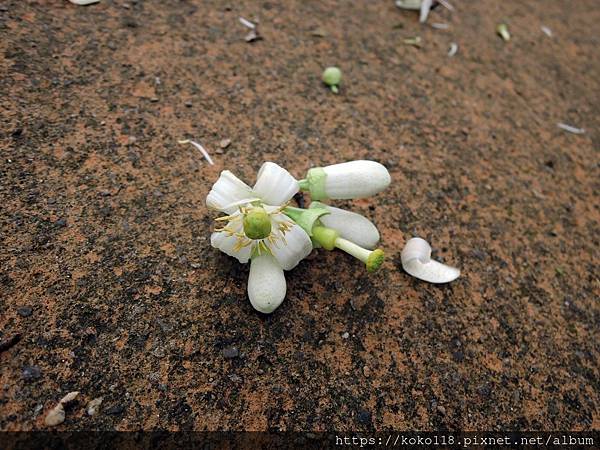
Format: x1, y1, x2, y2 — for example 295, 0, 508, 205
1, 0, 599, 431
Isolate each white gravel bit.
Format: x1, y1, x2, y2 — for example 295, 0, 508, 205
86, 397, 104, 416
44, 392, 79, 427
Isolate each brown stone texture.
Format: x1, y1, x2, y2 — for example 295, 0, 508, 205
1, 0, 598, 431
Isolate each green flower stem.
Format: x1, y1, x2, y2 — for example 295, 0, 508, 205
313, 225, 385, 272
334, 237, 370, 262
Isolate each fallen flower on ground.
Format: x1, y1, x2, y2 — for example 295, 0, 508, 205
206, 163, 312, 313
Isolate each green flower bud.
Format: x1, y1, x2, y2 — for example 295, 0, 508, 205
322, 67, 342, 93
243, 207, 272, 240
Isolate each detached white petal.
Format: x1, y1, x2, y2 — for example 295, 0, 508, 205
253, 162, 299, 206
206, 170, 258, 214
395, 0, 422, 10
269, 213, 313, 270
248, 255, 286, 313
69, 0, 100, 5
322, 160, 391, 200
314, 203, 380, 249
210, 217, 252, 263
401, 237, 460, 283
419, 0, 433, 23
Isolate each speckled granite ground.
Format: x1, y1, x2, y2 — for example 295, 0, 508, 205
0, 0, 598, 431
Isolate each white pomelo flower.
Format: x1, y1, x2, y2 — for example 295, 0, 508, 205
299, 160, 391, 201
309, 201, 380, 250
206, 162, 312, 313
401, 237, 460, 283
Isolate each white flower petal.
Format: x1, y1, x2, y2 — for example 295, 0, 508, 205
419, 0, 433, 23
395, 0, 422, 10
210, 219, 252, 263
401, 237, 460, 284
206, 170, 258, 214
247, 254, 286, 313
323, 160, 391, 199
253, 162, 299, 205
269, 214, 312, 270
317, 204, 380, 249
69, 0, 100, 5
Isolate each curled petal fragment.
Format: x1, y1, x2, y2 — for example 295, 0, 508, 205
253, 162, 299, 206
401, 237, 460, 283
311, 201, 380, 249
69, 0, 100, 5
248, 254, 286, 313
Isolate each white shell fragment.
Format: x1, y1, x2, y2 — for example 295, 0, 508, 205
401, 237, 460, 283
69, 0, 100, 5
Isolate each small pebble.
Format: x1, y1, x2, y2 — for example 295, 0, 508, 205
184, 100, 193, 107
362, 366, 371, 377
222, 347, 239, 359
86, 397, 103, 416
44, 405, 65, 426
341, 332, 350, 339
357, 409, 372, 425
437, 405, 446, 415
150, 97, 159, 103
219, 139, 231, 149
105, 404, 125, 415
17, 306, 33, 317
22, 365, 41, 380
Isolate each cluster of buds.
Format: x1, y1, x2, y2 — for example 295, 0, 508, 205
206, 161, 390, 313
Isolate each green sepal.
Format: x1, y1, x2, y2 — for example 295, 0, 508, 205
283, 206, 330, 237
299, 167, 327, 201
